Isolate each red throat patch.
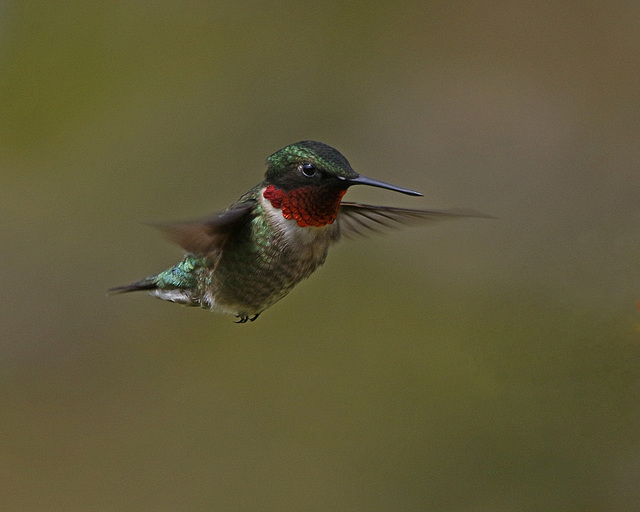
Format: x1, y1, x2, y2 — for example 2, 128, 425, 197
263, 185, 347, 227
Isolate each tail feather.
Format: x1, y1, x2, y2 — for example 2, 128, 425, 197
110, 256, 201, 298
108, 278, 157, 295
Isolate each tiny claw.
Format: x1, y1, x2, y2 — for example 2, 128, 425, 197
234, 313, 260, 323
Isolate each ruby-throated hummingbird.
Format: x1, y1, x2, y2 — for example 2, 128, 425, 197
111, 141, 477, 322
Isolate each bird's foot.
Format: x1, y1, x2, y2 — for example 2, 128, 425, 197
234, 313, 260, 323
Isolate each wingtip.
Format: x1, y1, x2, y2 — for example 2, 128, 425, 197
443, 208, 496, 219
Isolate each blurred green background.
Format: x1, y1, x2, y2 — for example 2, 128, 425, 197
2, 1, 639, 510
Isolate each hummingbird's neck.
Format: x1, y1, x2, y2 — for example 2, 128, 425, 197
262, 184, 347, 227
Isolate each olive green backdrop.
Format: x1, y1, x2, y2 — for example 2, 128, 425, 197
2, 1, 639, 511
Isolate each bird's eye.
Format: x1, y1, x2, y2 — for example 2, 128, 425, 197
299, 163, 317, 178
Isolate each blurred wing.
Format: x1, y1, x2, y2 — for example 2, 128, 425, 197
337, 202, 489, 237
153, 200, 256, 257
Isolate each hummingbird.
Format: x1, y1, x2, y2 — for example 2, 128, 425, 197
110, 140, 476, 323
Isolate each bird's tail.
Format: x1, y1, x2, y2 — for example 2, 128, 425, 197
107, 276, 158, 295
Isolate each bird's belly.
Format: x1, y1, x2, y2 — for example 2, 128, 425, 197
206, 224, 334, 316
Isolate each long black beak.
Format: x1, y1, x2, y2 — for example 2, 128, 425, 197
339, 174, 423, 196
